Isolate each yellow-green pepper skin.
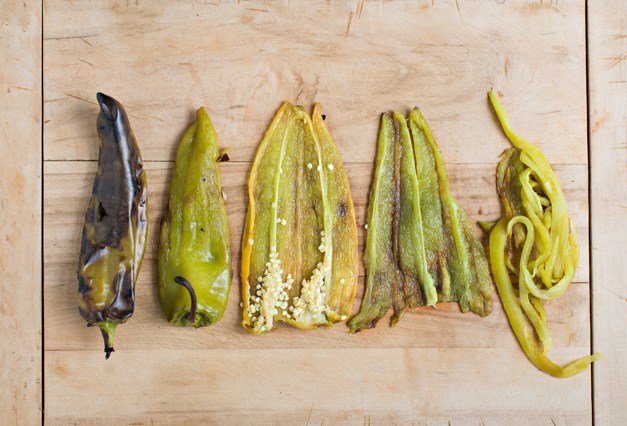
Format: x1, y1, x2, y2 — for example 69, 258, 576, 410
487, 89, 599, 377
158, 107, 231, 327
409, 109, 492, 316
241, 102, 358, 335
78, 93, 148, 359
347, 113, 402, 331
349, 108, 492, 332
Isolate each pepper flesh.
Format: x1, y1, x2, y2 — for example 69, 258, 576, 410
158, 107, 231, 327
241, 102, 358, 334
77, 93, 147, 359
349, 109, 492, 332
487, 90, 600, 377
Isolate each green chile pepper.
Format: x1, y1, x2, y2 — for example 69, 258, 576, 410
410, 109, 492, 315
347, 112, 403, 331
349, 108, 492, 332
241, 102, 358, 334
158, 107, 231, 327
78, 93, 148, 359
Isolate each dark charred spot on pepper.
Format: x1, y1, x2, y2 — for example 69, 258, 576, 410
78, 274, 89, 294
84, 207, 95, 223
200, 228, 205, 232
174, 276, 198, 324
78, 93, 147, 358
106, 269, 135, 321
96, 202, 108, 222
337, 201, 348, 217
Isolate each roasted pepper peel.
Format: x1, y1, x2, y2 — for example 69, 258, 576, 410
349, 108, 492, 332
158, 107, 231, 328
241, 102, 357, 334
78, 92, 147, 359
347, 112, 401, 331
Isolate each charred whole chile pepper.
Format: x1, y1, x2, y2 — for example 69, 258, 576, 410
78, 93, 148, 359
349, 109, 492, 332
158, 107, 231, 327
241, 102, 358, 334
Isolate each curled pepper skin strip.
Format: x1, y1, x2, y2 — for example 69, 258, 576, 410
488, 90, 600, 377
77, 93, 148, 359
490, 219, 598, 377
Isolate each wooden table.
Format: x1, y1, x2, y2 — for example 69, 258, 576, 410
2, 0, 625, 424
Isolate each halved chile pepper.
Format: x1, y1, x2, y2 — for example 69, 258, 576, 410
241, 102, 358, 334
158, 107, 231, 327
77, 93, 148, 359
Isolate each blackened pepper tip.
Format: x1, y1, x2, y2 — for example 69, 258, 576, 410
97, 92, 119, 122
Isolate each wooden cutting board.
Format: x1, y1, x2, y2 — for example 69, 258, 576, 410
28, 0, 618, 424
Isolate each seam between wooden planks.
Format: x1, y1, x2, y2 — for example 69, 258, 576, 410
584, 0, 596, 424
41, 0, 46, 422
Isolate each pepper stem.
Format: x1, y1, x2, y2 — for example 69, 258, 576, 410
174, 276, 197, 323
97, 321, 117, 359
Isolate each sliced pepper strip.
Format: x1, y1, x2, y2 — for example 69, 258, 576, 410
397, 112, 438, 311
348, 113, 401, 332
490, 219, 599, 377
488, 89, 600, 377
409, 109, 492, 316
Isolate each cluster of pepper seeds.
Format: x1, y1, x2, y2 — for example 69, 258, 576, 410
291, 261, 329, 318
246, 249, 293, 332
246, 232, 332, 332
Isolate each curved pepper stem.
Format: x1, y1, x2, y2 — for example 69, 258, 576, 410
174, 276, 198, 324
98, 321, 117, 360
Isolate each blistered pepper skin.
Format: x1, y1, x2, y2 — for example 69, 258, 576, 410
158, 107, 231, 327
77, 93, 148, 359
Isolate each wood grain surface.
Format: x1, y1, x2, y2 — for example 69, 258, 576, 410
31, 0, 617, 424
0, 1, 42, 424
588, 0, 627, 423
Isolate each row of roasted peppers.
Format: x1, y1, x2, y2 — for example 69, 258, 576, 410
77, 92, 598, 377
